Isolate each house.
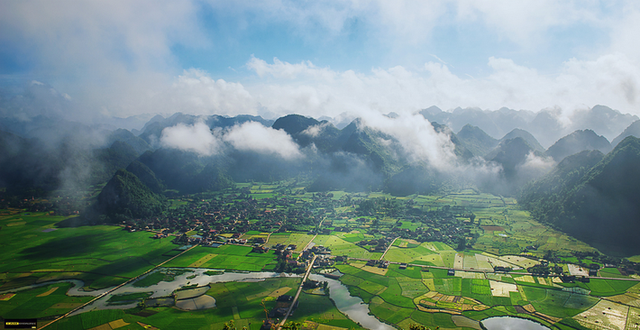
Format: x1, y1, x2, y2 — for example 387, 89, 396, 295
303, 280, 322, 288
252, 246, 268, 253
287, 259, 301, 267
268, 307, 289, 318
447, 269, 455, 276
399, 263, 407, 270
494, 266, 511, 272
277, 295, 294, 302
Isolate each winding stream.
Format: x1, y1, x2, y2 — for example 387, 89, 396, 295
5, 269, 549, 330
309, 274, 395, 330
3, 269, 395, 329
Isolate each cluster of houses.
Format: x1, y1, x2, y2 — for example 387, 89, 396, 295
125, 190, 329, 238
356, 238, 392, 252
266, 294, 298, 320
365, 259, 391, 268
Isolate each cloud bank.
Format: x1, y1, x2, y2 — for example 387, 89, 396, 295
144, 53, 640, 123
160, 121, 302, 159
160, 122, 221, 156
223, 122, 302, 160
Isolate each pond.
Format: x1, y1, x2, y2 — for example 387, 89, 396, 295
481, 316, 551, 330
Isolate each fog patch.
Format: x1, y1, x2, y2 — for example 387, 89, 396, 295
516, 152, 556, 180
307, 151, 384, 192
359, 112, 457, 170
160, 121, 221, 156
223, 122, 302, 160
301, 122, 331, 137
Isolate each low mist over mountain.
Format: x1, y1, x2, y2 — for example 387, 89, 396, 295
1, 104, 640, 230
457, 124, 498, 157
420, 105, 638, 148
612, 120, 640, 147
500, 129, 545, 153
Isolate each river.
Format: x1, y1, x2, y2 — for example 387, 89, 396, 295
5, 269, 551, 330
309, 274, 395, 330
481, 316, 551, 330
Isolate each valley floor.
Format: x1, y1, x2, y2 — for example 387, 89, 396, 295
2, 185, 640, 329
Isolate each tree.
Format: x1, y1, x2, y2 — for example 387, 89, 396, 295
456, 237, 467, 251
282, 322, 301, 330
222, 320, 237, 330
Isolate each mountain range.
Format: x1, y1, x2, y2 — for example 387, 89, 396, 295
420, 105, 638, 147
2, 107, 640, 255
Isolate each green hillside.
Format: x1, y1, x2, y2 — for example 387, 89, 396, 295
96, 169, 167, 221
520, 136, 640, 255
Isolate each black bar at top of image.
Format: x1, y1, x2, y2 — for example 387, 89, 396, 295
4, 319, 37, 329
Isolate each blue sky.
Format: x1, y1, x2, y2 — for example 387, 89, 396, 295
1, 0, 639, 120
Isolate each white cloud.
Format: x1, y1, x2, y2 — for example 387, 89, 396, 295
160, 122, 221, 156
223, 122, 302, 160
301, 122, 331, 137
239, 54, 640, 119
247, 56, 336, 81
359, 113, 457, 170
0, 0, 206, 115
156, 120, 303, 159
153, 69, 258, 116
454, 0, 601, 48
3, 0, 640, 121
518, 152, 556, 173
224, 122, 303, 159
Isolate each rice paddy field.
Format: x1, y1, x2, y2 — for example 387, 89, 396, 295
312, 235, 382, 260
333, 255, 640, 330
435, 191, 597, 256
163, 245, 279, 272
0, 282, 92, 320
0, 210, 177, 290
266, 232, 315, 252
